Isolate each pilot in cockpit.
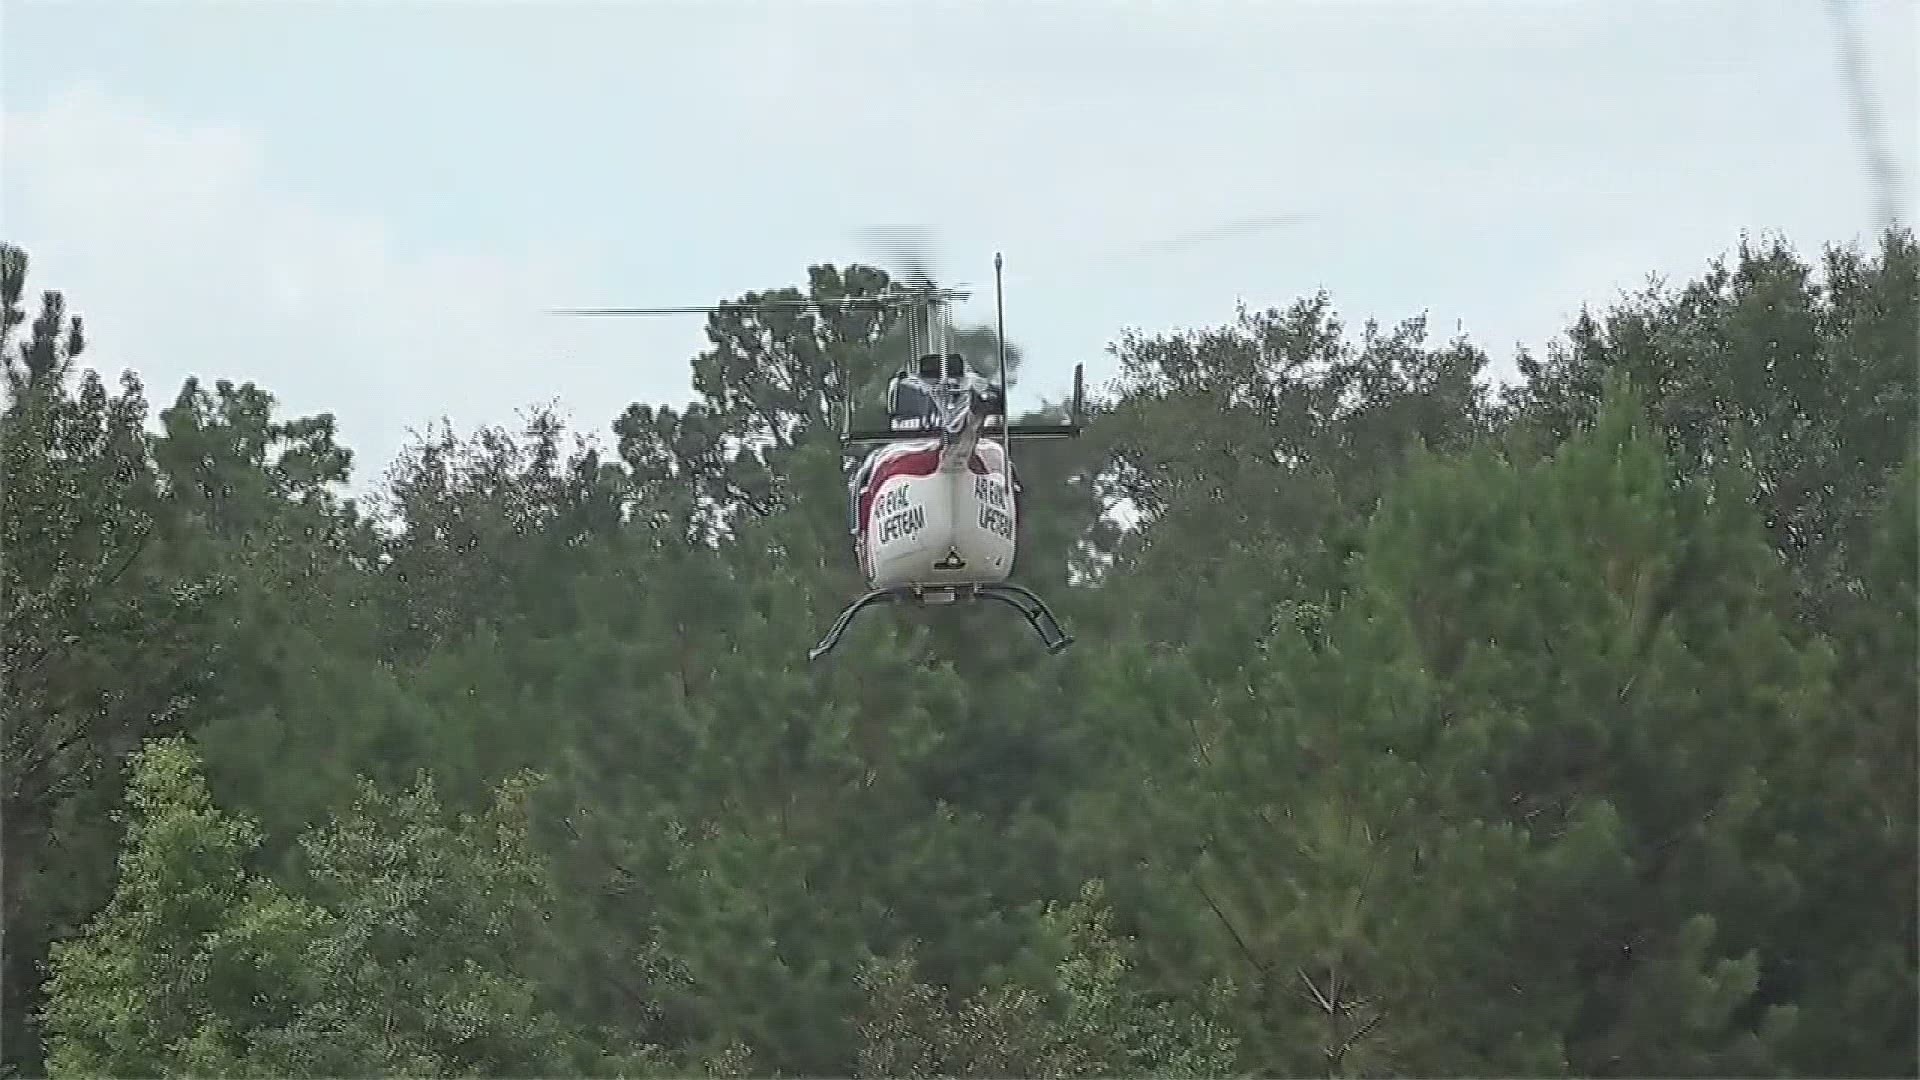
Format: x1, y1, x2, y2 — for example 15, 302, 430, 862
886, 354, 1006, 428
884, 354, 946, 428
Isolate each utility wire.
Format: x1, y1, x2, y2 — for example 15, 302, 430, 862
1825, 0, 1907, 234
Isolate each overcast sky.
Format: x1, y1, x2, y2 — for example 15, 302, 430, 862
3, 0, 1913, 490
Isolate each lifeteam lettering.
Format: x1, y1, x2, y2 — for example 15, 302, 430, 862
878, 505, 926, 544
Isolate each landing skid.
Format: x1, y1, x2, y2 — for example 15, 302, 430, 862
808, 588, 902, 662
808, 582, 1075, 662
975, 582, 1075, 655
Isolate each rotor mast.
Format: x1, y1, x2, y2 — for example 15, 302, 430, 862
914, 279, 952, 362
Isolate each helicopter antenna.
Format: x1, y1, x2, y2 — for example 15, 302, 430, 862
994, 252, 1013, 489
837, 342, 851, 441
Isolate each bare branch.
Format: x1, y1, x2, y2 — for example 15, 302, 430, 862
1190, 869, 1265, 978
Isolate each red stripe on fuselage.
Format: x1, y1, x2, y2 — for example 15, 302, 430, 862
857, 446, 993, 537
859, 447, 939, 541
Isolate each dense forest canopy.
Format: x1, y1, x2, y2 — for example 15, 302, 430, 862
0, 228, 1914, 1078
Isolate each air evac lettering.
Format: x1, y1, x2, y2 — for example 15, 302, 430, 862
874, 486, 911, 516
973, 475, 1008, 510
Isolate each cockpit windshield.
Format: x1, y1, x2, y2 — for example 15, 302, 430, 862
917, 353, 971, 385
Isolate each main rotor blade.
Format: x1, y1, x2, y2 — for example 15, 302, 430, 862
552, 295, 914, 317
857, 223, 943, 288
1125, 213, 1308, 256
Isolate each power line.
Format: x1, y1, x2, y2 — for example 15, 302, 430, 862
1825, 0, 1907, 234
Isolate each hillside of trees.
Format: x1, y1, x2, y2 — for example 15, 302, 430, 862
1, 229, 1913, 1078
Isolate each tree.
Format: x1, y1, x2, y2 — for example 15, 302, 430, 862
1507, 228, 1917, 622
855, 881, 1239, 1078
1071, 387, 1830, 1075
0, 243, 224, 1074
146, 375, 405, 847
41, 738, 582, 1077
1089, 296, 1499, 682
1760, 454, 1917, 1075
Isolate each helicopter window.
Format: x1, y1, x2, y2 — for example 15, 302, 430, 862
916, 353, 943, 380
888, 377, 934, 428
943, 353, 966, 381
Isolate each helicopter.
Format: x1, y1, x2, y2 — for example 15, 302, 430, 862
555, 247, 1085, 662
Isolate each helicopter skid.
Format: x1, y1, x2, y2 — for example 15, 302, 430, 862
808, 582, 1074, 662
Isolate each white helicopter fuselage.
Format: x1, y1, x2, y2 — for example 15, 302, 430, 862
555, 258, 1083, 662
857, 427, 1016, 590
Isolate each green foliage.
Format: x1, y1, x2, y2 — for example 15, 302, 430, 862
5, 230, 1913, 1078
41, 739, 580, 1077
40, 737, 323, 1077
855, 881, 1239, 1078
0, 243, 228, 1072
1510, 229, 1917, 617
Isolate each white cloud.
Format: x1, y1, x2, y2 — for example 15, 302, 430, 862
2, 81, 701, 492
